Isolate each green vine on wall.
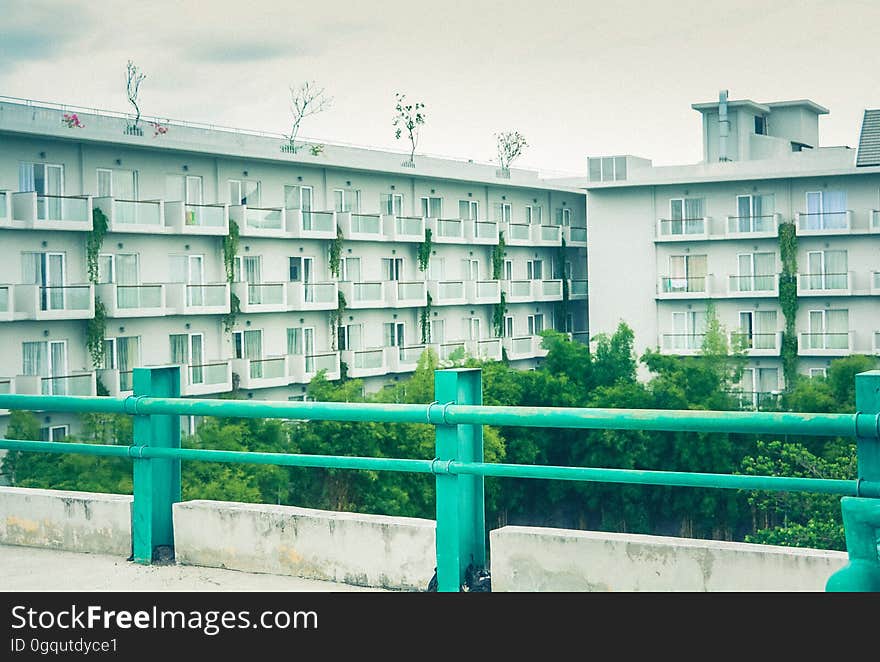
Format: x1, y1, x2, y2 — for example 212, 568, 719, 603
222, 293, 240, 334
493, 291, 507, 338
329, 290, 347, 351
87, 208, 109, 284
555, 237, 570, 332
778, 221, 799, 389
87, 298, 107, 368
417, 228, 433, 272
491, 231, 506, 280
221, 219, 241, 334
419, 292, 433, 343
329, 226, 344, 278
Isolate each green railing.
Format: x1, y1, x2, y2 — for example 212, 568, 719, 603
1, 367, 879, 592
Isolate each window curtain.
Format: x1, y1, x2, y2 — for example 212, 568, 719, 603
170, 334, 189, 364
668, 255, 687, 292
49, 342, 66, 395
824, 250, 847, 289
19, 163, 35, 192
346, 324, 363, 351
806, 192, 822, 230
826, 310, 849, 349
754, 252, 775, 290
737, 254, 754, 292
287, 328, 302, 355
755, 311, 777, 349
22, 341, 47, 376
822, 191, 847, 229
21, 252, 42, 285
430, 320, 444, 344
758, 368, 779, 393
169, 256, 188, 283
116, 254, 139, 308
736, 196, 751, 233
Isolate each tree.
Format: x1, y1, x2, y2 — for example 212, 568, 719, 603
495, 131, 528, 173
392, 93, 425, 166
125, 60, 146, 130
286, 81, 333, 152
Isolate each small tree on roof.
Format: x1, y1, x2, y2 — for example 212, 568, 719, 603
496, 131, 528, 175
392, 93, 426, 167
126, 60, 146, 130
286, 81, 333, 153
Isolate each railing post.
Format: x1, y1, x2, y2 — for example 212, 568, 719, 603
827, 370, 880, 591
131, 366, 181, 564
433, 368, 486, 592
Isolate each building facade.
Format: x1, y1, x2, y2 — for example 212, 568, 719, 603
0, 97, 588, 439
582, 94, 880, 407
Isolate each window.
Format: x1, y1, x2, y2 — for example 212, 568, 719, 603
381, 193, 404, 216
525, 205, 543, 225
503, 259, 513, 281
430, 319, 445, 344
465, 317, 481, 340
97, 254, 114, 284
492, 202, 512, 222
338, 323, 363, 351
527, 314, 544, 335
734, 194, 775, 232
428, 257, 445, 281
736, 310, 777, 350
459, 200, 479, 220
503, 315, 514, 338
382, 257, 404, 281
806, 250, 848, 290
420, 196, 442, 218
554, 208, 572, 226
165, 175, 203, 204
20, 162, 64, 220
22, 340, 68, 394
341, 257, 361, 282
383, 322, 405, 347
288, 256, 314, 282
287, 327, 315, 356
666, 254, 708, 293
807, 309, 849, 350
22, 251, 67, 311
333, 188, 360, 213
809, 368, 827, 378
229, 179, 260, 206
464, 258, 480, 280
669, 311, 707, 350
736, 252, 776, 292
805, 191, 847, 230
669, 198, 705, 224
587, 157, 627, 182
40, 425, 69, 442
527, 259, 544, 280
96, 168, 138, 199
754, 115, 767, 135
102, 336, 140, 389
232, 329, 263, 361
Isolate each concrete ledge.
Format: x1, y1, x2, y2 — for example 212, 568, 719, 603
173, 500, 435, 591
0, 487, 131, 555
490, 526, 848, 591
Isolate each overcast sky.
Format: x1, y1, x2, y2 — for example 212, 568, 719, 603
2, 0, 879, 174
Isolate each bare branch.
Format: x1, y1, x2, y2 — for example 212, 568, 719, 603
287, 81, 333, 149
126, 60, 146, 128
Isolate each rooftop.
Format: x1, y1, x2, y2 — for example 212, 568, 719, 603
856, 109, 880, 167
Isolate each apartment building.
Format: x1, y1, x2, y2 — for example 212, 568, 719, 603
0, 97, 587, 439
579, 93, 880, 406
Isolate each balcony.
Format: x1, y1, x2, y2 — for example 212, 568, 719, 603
532, 224, 561, 246
13, 284, 94, 320
729, 331, 782, 357
0, 377, 13, 416
165, 202, 228, 236
655, 218, 709, 242
233, 356, 289, 390
427, 280, 467, 306
536, 279, 563, 301
286, 209, 337, 240
503, 222, 532, 246
340, 212, 384, 241
562, 226, 588, 246
502, 335, 548, 360
232, 282, 288, 313
467, 221, 499, 245
288, 351, 342, 383
94, 197, 165, 233
799, 331, 853, 356
338, 281, 385, 309
0, 284, 13, 321
428, 218, 466, 243
387, 281, 428, 308
871, 271, 880, 295
0, 191, 10, 228
286, 281, 338, 311
657, 275, 711, 299
96, 283, 166, 317
384, 215, 425, 242
571, 331, 590, 345
730, 390, 782, 411
466, 280, 501, 305
97, 368, 134, 397
659, 333, 705, 356
342, 348, 387, 378
795, 211, 852, 235
14, 372, 97, 397
796, 272, 852, 296
180, 361, 233, 396
231, 205, 287, 238
386, 345, 429, 373
568, 279, 589, 300
165, 283, 230, 316
468, 338, 502, 361
727, 274, 778, 297
725, 214, 780, 239
502, 279, 534, 303
438, 340, 468, 361
8, 192, 93, 231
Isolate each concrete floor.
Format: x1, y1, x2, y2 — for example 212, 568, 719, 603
0, 545, 383, 591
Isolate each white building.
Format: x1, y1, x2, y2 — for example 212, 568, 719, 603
0, 96, 587, 439
577, 93, 880, 406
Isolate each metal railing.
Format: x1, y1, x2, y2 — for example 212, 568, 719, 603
1, 366, 879, 592
658, 218, 706, 237
659, 276, 707, 294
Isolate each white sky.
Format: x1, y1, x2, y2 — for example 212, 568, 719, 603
2, 0, 879, 174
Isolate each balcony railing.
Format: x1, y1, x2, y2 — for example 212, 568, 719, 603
730, 390, 782, 411
439, 341, 467, 361
796, 211, 852, 233
14, 284, 94, 319
436, 219, 464, 240
182, 361, 233, 396
658, 276, 708, 295
729, 332, 781, 354
569, 279, 589, 298
504, 279, 533, 301
872, 271, 880, 295
37, 194, 92, 225
305, 352, 340, 378
503, 335, 546, 359
728, 274, 777, 295
799, 332, 853, 353
398, 345, 428, 365
797, 272, 851, 294
164, 201, 228, 235
656, 218, 707, 240
660, 333, 705, 352
563, 226, 588, 245
467, 280, 500, 304
394, 216, 424, 240
0, 191, 9, 224
12, 372, 96, 397
540, 279, 563, 299
247, 356, 287, 382
472, 221, 499, 243
390, 281, 427, 307
110, 199, 164, 228
349, 213, 382, 236
339, 281, 385, 308
726, 214, 779, 236
0, 284, 11, 319
298, 210, 336, 234
342, 348, 386, 376
303, 282, 338, 307
99, 283, 165, 316
468, 338, 502, 361
245, 207, 284, 231
428, 280, 466, 305
164, 283, 230, 314
236, 282, 286, 310
536, 224, 561, 244
506, 223, 531, 243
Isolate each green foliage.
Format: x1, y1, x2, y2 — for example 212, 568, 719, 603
328, 290, 347, 351
87, 208, 109, 284
392, 92, 426, 164
86, 298, 107, 368
419, 292, 432, 344
491, 232, 506, 280
778, 221, 799, 388
417, 228, 432, 272
221, 292, 240, 335
328, 226, 343, 278
493, 292, 507, 337
222, 219, 239, 284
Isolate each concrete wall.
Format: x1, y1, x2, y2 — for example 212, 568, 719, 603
490, 526, 848, 591
173, 500, 435, 591
0, 486, 131, 555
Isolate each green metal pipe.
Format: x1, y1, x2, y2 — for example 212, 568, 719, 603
0, 393, 873, 438
0, 438, 133, 459
449, 461, 880, 497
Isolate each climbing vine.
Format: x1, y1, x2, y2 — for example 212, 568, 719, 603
86, 298, 107, 368
555, 237, 570, 332
221, 293, 240, 334
778, 221, 799, 388
221, 219, 240, 334
329, 291, 347, 350
329, 225, 344, 278
491, 231, 506, 280
87, 208, 109, 284
419, 292, 433, 343
493, 292, 507, 338
417, 228, 433, 272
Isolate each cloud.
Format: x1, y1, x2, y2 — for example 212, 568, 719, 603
183, 38, 314, 63
0, 0, 92, 64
